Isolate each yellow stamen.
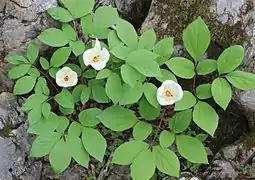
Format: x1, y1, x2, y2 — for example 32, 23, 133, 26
64, 75, 69, 81
162, 87, 175, 100
92, 54, 100, 62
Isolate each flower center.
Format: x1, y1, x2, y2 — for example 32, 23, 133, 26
92, 54, 100, 62
162, 87, 175, 101
64, 75, 69, 82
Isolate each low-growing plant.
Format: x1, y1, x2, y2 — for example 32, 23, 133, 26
5, 0, 255, 179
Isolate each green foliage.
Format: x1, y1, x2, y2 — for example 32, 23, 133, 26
212, 78, 232, 110
97, 106, 137, 131
7, 5, 255, 179
159, 130, 175, 148
217, 45, 244, 75
165, 57, 195, 79
196, 84, 212, 100
116, 19, 138, 48
133, 122, 152, 140
176, 135, 208, 164
38, 28, 69, 47
183, 17, 210, 61
153, 146, 180, 177
175, 91, 197, 111
226, 71, 255, 90
193, 101, 219, 136
169, 109, 192, 133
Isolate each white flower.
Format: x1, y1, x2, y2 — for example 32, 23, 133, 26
190, 177, 200, 180
83, 38, 110, 71
56, 67, 78, 87
157, 80, 183, 106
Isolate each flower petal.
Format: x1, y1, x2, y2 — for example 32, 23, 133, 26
100, 47, 110, 63
91, 61, 107, 71
83, 49, 93, 66
95, 38, 101, 50
69, 71, 78, 87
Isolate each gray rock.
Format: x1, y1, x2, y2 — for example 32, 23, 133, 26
19, 161, 42, 180
0, 92, 34, 180
203, 135, 255, 180
106, 165, 130, 180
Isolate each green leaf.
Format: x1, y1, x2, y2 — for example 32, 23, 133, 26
94, 6, 118, 28
22, 94, 48, 111
59, 106, 74, 115
28, 113, 60, 134
176, 135, 208, 163
50, 47, 71, 67
197, 59, 217, 75
193, 101, 219, 136
138, 29, 157, 50
217, 45, 244, 75
212, 78, 232, 110
62, 23, 76, 41
42, 102, 51, 119
110, 45, 131, 60
5, 55, 28, 65
156, 69, 177, 83
91, 84, 110, 103
183, 17, 210, 61
116, 19, 138, 48
79, 108, 102, 127
133, 122, 152, 140
108, 30, 123, 50
81, 14, 110, 39
169, 109, 192, 133
106, 73, 123, 104
96, 69, 112, 79
61, 0, 94, 18
72, 85, 84, 103
27, 105, 42, 125
56, 116, 69, 133
49, 139, 71, 174
83, 69, 97, 79
153, 146, 180, 177
34, 77, 50, 95
159, 130, 175, 148
38, 28, 68, 47
68, 122, 82, 137
82, 127, 106, 162
47, 7, 73, 23
121, 64, 145, 88
26, 43, 39, 64
143, 83, 159, 108
54, 89, 74, 109
196, 84, 212, 100
97, 105, 137, 131
28, 68, 40, 78
112, 141, 149, 165
119, 83, 143, 105
30, 132, 61, 157
139, 97, 161, 121
165, 57, 195, 79
81, 86, 91, 104
175, 91, 196, 111
70, 41, 85, 56
127, 50, 161, 77
226, 70, 255, 90
8, 64, 31, 79
13, 76, 37, 95
66, 135, 90, 168
131, 150, 156, 180
40, 57, 50, 70
154, 37, 174, 59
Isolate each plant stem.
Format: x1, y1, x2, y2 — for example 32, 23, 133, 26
192, 62, 198, 93
149, 108, 167, 149
34, 65, 59, 93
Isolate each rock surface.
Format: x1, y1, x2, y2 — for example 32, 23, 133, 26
203, 133, 255, 180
